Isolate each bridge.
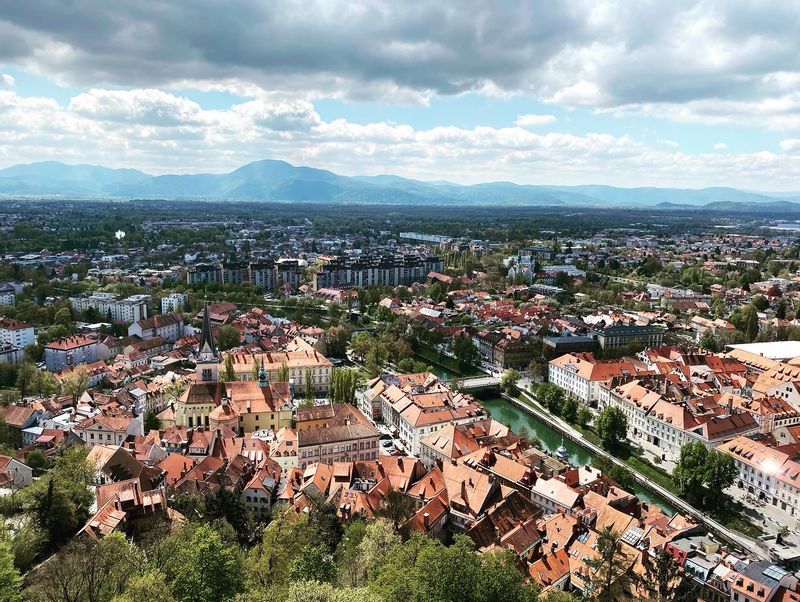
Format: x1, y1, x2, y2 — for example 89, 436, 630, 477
442, 375, 500, 390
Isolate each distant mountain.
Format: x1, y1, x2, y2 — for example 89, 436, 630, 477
1, 159, 800, 209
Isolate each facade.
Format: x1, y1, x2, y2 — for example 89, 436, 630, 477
0, 317, 35, 349
222, 350, 333, 393
186, 263, 221, 285
297, 423, 380, 469
548, 353, 644, 405
44, 335, 99, 371
591, 324, 664, 350
598, 378, 759, 463
313, 253, 444, 291
161, 293, 188, 314
275, 258, 305, 291
128, 312, 185, 342
249, 260, 276, 292
70, 292, 150, 323
0, 283, 15, 306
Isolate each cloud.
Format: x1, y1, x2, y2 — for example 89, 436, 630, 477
0, 73, 13, 88
658, 139, 679, 148
714, 142, 728, 150
0, 0, 797, 125
515, 113, 557, 128
1, 87, 800, 191
781, 139, 800, 151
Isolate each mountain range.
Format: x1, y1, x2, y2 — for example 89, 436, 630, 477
1, 159, 799, 210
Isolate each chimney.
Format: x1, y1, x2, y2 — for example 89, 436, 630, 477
422, 512, 430, 528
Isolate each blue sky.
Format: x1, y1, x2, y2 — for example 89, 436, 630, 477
0, 2, 799, 189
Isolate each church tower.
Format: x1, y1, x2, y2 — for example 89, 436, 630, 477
196, 302, 219, 383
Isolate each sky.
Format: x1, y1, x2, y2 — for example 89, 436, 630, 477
1, 1, 800, 190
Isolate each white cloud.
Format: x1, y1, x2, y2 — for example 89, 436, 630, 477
714, 142, 728, 150
658, 139, 679, 148
0, 73, 14, 88
1, 87, 800, 191
780, 138, 800, 151
515, 114, 557, 128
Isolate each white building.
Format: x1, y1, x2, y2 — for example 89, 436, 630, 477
0, 317, 35, 349
0, 283, 15, 306
128, 312, 184, 342
161, 293, 188, 314
44, 334, 99, 372
548, 353, 642, 405
69, 292, 150, 323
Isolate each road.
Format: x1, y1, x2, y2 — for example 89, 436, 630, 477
506, 389, 770, 560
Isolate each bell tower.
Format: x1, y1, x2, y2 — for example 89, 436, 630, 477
196, 302, 219, 382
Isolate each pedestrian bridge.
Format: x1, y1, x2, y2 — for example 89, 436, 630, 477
442, 375, 500, 390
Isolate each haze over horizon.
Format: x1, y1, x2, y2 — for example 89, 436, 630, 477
1, 2, 800, 190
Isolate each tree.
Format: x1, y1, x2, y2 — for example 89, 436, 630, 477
222, 353, 236, 382
699, 331, 719, 352
475, 549, 540, 602
215, 324, 240, 351
251, 356, 261, 381
60, 364, 90, 404
561, 397, 578, 423
639, 548, 698, 602
374, 491, 416, 535
169, 524, 244, 602
331, 368, 360, 405
674, 442, 738, 507
276, 361, 290, 382
452, 334, 480, 368
607, 465, 636, 492
499, 368, 521, 394
595, 406, 628, 449
15, 362, 37, 400
744, 306, 759, 342
249, 506, 313, 590
289, 544, 338, 584
0, 538, 21, 602
303, 369, 315, 405
286, 581, 380, 602
576, 406, 592, 429
143, 410, 161, 433
33, 369, 59, 397
203, 487, 254, 546
25, 449, 49, 476
672, 442, 710, 505
538, 383, 565, 415
112, 570, 175, 602
53, 307, 73, 329
586, 527, 633, 602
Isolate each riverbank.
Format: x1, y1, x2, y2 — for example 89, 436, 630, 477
485, 389, 768, 559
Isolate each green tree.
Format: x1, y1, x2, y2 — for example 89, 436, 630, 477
607, 465, 636, 492
595, 406, 628, 449
538, 383, 565, 415
475, 549, 540, 602
60, 364, 90, 404
112, 570, 175, 602
143, 410, 161, 433
499, 368, 521, 394
744, 306, 759, 342
576, 406, 592, 429
0, 538, 22, 602
222, 353, 237, 382
251, 356, 261, 381
276, 361, 290, 382
25, 449, 49, 476
53, 307, 73, 329
639, 548, 698, 602
170, 524, 244, 602
14, 362, 37, 401
452, 334, 479, 368
289, 544, 337, 584
303, 369, 315, 405
674, 442, 738, 507
561, 397, 578, 423
586, 527, 632, 602
215, 324, 240, 351
287, 581, 380, 602
672, 442, 710, 505
249, 506, 314, 590
203, 487, 255, 546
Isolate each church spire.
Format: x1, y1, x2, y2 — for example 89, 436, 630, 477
199, 301, 217, 357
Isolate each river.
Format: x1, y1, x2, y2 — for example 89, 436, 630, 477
478, 394, 678, 515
